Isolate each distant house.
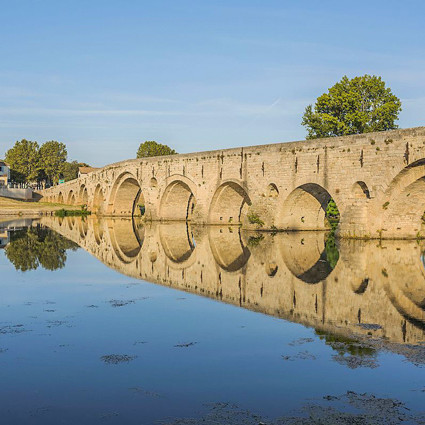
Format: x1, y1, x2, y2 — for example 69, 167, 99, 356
0, 228, 9, 249
0, 161, 10, 186
78, 166, 99, 178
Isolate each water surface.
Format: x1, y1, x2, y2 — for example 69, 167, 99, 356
1, 217, 425, 424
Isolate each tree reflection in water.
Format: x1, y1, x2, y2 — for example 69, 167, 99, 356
5, 225, 78, 271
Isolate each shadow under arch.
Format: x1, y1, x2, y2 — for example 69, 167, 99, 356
208, 226, 251, 272
107, 172, 144, 217
353, 181, 371, 199
279, 232, 338, 284
79, 218, 88, 239
93, 184, 105, 213
380, 160, 425, 238
277, 183, 336, 231
159, 223, 196, 268
93, 218, 105, 245
107, 218, 142, 263
66, 190, 76, 205
160, 177, 197, 221
209, 180, 252, 225
78, 185, 88, 206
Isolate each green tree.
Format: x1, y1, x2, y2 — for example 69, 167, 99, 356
39, 141, 67, 185
62, 161, 91, 182
5, 139, 40, 183
302, 75, 402, 139
4, 226, 78, 272
136, 141, 177, 158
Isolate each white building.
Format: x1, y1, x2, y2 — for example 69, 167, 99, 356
0, 161, 10, 186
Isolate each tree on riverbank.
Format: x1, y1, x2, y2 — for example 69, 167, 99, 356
4, 139, 90, 184
61, 161, 91, 182
302, 75, 402, 139
5, 226, 78, 271
38, 141, 67, 185
137, 141, 177, 158
5, 139, 40, 183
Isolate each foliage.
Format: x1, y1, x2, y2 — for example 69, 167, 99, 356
302, 75, 402, 139
55, 206, 91, 217
4, 226, 78, 271
326, 199, 340, 227
62, 161, 91, 182
136, 141, 177, 158
325, 231, 339, 269
38, 141, 68, 185
5, 139, 40, 183
248, 234, 264, 247
247, 211, 265, 227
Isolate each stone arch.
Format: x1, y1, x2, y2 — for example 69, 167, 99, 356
67, 216, 76, 231
208, 227, 250, 272
267, 183, 279, 198
66, 190, 76, 205
160, 178, 197, 221
277, 183, 336, 231
107, 173, 144, 217
159, 223, 196, 267
353, 181, 371, 199
78, 185, 88, 206
93, 219, 104, 245
79, 218, 88, 239
209, 181, 252, 224
279, 232, 338, 283
93, 184, 104, 213
380, 160, 425, 238
57, 192, 64, 204
108, 218, 142, 263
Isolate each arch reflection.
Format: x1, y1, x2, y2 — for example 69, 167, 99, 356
25, 216, 425, 350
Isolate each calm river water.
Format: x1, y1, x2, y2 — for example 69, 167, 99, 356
1, 216, 425, 424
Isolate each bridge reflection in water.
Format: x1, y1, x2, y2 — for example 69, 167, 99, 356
7, 216, 425, 347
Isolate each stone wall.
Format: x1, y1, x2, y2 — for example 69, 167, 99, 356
0, 187, 33, 200
39, 126, 425, 238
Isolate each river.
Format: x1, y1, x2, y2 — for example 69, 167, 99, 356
1, 216, 425, 424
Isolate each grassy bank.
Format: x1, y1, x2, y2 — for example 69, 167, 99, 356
0, 196, 80, 215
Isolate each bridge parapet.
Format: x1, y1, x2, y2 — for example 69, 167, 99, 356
39, 126, 425, 238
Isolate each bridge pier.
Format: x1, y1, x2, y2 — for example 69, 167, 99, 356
39, 126, 425, 239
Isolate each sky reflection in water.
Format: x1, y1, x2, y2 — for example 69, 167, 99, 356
0, 216, 425, 424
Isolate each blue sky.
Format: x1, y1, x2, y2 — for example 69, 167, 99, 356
1, 0, 424, 166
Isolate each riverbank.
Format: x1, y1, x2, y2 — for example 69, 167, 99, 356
0, 196, 79, 217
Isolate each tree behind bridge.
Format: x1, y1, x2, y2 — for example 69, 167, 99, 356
39, 141, 68, 185
302, 75, 402, 139
137, 141, 177, 158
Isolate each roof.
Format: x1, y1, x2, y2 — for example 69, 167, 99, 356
0, 161, 9, 167
78, 166, 99, 175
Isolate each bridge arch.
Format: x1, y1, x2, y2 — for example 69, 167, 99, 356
66, 190, 76, 205
159, 223, 196, 267
279, 232, 338, 283
57, 192, 64, 204
209, 180, 251, 224
160, 177, 197, 221
276, 183, 337, 231
78, 185, 88, 206
107, 218, 142, 263
107, 173, 144, 217
93, 184, 105, 213
380, 160, 425, 238
353, 181, 371, 199
208, 227, 250, 272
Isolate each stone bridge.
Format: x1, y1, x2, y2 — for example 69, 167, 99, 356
39, 216, 425, 351
40, 126, 425, 239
